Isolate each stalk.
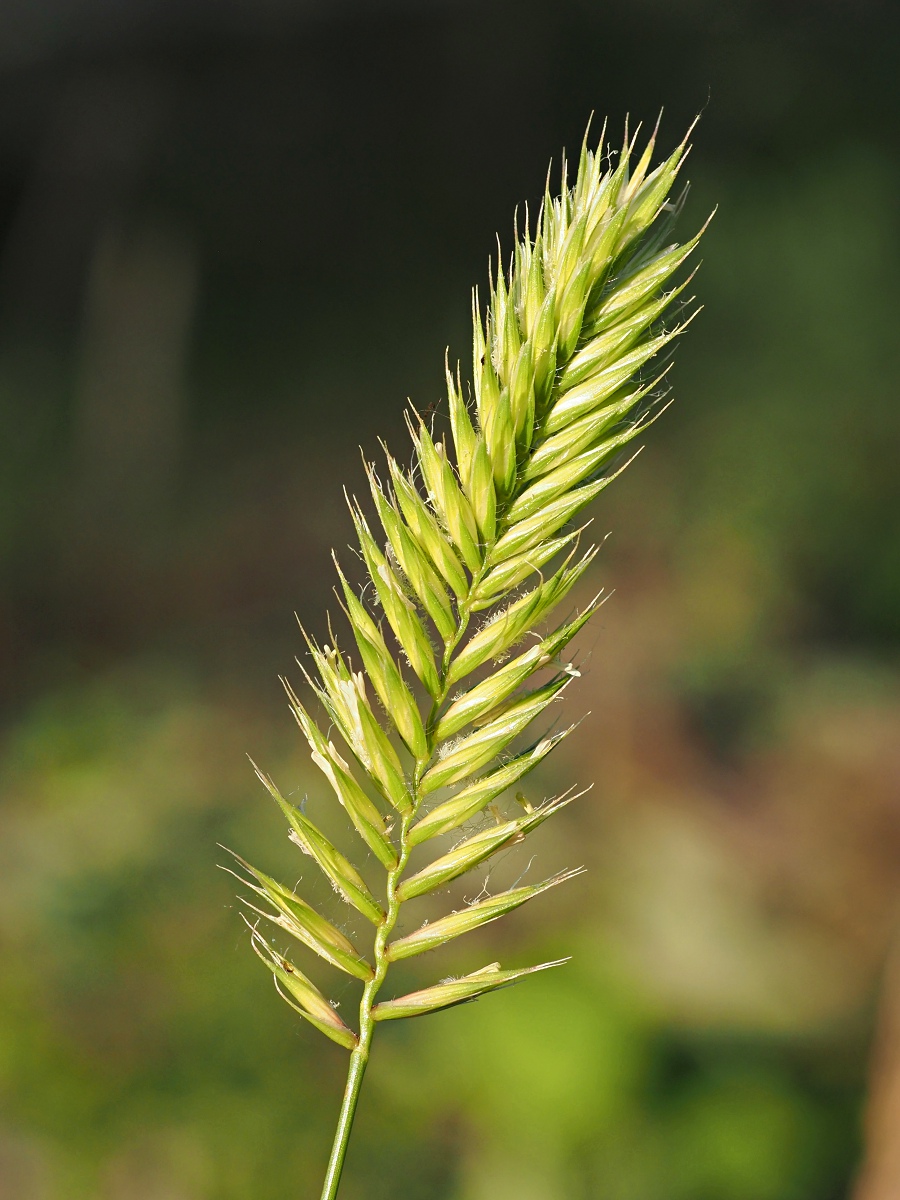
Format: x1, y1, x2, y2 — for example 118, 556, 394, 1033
319, 829, 412, 1199
320, 572, 480, 1198
320, 1046, 368, 1200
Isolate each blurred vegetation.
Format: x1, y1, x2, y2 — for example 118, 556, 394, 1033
0, 1, 898, 1197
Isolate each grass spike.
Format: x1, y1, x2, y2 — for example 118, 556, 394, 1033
227, 118, 710, 1200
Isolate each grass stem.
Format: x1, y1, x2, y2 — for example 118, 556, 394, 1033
320, 1043, 371, 1200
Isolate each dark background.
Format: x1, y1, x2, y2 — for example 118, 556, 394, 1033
1, 2, 899, 1198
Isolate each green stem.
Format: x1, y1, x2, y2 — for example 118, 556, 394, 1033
319, 1041, 370, 1200
320, 570, 481, 1200
319, 810, 414, 1200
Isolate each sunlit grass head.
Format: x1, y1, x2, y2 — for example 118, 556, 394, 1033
225, 116, 710, 1200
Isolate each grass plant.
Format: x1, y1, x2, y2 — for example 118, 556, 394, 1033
226, 118, 710, 1199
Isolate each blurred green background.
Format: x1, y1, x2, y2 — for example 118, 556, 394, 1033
1, 1, 899, 1197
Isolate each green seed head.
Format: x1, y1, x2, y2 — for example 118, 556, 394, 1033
224, 118, 710, 1200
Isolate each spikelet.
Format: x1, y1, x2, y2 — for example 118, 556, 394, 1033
224, 118, 711, 1200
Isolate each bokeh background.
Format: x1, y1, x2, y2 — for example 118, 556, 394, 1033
1, 1, 899, 1197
